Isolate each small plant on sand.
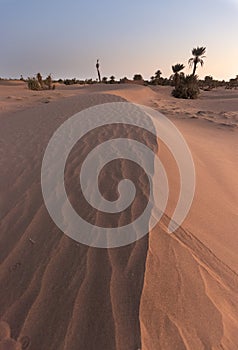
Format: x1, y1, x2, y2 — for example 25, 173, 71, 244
202, 75, 215, 90
27, 77, 41, 91
27, 73, 55, 90
172, 74, 200, 99
45, 74, 54, 90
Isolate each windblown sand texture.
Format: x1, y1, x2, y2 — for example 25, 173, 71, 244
0, 81, 237, 349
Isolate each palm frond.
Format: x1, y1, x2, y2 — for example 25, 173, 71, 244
192, 46, 206, 57
200, 59, 204, 67
172, 63, 185, 73
188, 58, 194, 67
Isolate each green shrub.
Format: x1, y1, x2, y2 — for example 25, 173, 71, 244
172, 74, 200, 99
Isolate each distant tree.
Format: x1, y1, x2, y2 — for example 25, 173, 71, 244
102, 76, 108, 83
227, 75, 238, 89
85, 78, 93, 84
203, 75, 213, 89
204, 75, 213, 84
172, 64, 185, 87
189, 47, 206, 76
133, 74, 143, 81
109, 75, 115, 84
155, 70, 162, 79
120, 77, 129, 83
153, 69, 162, 85
96, 59, 101, 82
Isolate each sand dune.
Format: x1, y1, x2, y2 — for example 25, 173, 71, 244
0, 82, 237, 349
141, 217, 238, 350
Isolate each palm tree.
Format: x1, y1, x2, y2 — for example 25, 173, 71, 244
96, 59, 101, 82
172, 64, 185, 87
172, 64, 185, 74
155, 70, 162, 78
188, 47, 206, 76
154, 70, 162, 85
109, 75, 115, 84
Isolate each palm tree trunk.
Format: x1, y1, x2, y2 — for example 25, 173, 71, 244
97, 68, 101, 82
192, 61, 197, 76
175, 73, 181, 87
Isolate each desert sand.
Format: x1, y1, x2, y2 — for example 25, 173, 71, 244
0, 81, 237, 350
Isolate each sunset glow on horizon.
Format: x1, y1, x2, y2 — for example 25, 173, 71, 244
1, 0, 237, 81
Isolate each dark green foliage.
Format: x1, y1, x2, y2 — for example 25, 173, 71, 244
172, 64, 185, 74
64, 78, 85, 85
172, 74, 200, 99
85, 78, 94, 84
155, 70, 162, 79
150, 70, 163, 85
120, 77, 129, 83
226, 75, 238, 89
202, 75, 214, 90
63, 79, 72, 85
109, 76, 116, 84
171, 64, 185, 87
133, 74, 143, 81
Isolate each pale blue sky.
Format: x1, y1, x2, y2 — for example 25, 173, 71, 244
1, 0, 237, 80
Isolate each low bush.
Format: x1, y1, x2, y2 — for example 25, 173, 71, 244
27, 73, 55, 91
27, 78, 41, 91
172, 74, 200, 99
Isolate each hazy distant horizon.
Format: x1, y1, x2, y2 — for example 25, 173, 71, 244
1, 0, 238, 81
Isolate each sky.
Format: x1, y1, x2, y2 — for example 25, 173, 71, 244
1, 0, 238, 81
